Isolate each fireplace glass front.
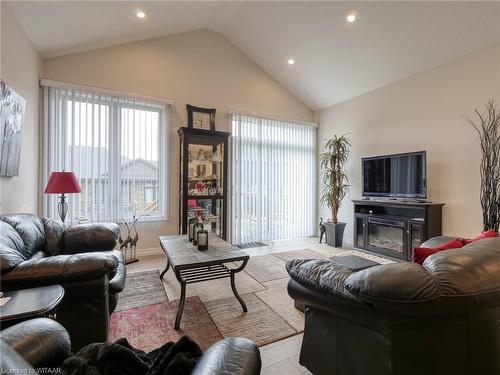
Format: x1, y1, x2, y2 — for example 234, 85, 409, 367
368, 217, 406, 257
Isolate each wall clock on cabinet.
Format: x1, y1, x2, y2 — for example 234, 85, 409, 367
187, 104, 216, 131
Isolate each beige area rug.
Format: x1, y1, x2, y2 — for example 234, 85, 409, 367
273, 249, 329, 263
156, 249, 327, 346
243, 254, 290, 283
115, 270, 168, 312
204, 293, 297, 347
255, 277, 305, 332
331, 249, 396, 265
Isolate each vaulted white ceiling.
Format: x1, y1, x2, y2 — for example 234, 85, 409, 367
8, 1, 500, 110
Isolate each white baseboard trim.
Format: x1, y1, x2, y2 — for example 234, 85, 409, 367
343, 237, 354, 246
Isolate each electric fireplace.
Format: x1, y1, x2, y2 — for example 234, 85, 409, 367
353, 199, 444, 261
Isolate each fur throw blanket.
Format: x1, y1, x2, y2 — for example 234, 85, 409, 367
61, 336, 202, 375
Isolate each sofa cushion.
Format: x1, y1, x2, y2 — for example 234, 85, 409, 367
286, 259, 358, 301
345, 263, 440, 303
0, 244, 26, 273
0, 221, 25, 254
423, 237, 500, 296
41, 218, 66, 256
29, 251, 47, 261
62, 223, 119, 254
0, 214, 45, 258
0, 221, 27, 272
1, 252, 120, 287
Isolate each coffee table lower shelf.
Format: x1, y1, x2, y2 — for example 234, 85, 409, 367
160, 258, 248, 330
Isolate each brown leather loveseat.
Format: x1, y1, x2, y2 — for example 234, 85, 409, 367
287, 236, 500, 375
0, 213, 126, 351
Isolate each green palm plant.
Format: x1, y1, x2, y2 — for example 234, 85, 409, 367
320, 134, 351, 224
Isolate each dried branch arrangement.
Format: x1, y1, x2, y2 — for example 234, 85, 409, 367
467, 100, 500, 231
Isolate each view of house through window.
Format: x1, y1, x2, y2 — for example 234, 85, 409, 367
42, 86, 167, 223
119, 107, 161, 220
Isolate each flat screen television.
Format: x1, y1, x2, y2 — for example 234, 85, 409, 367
362, 151, 427, 199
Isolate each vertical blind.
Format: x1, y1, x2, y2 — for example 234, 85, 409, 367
231, 114, 317, 245
41, 85, 167, 223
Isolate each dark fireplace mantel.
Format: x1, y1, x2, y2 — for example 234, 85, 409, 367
352, 199, 444, 261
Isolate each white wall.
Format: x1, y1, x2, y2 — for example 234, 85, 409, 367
0, 3, 42, 214
318, 43, 500, 243
42, 29, 314, 251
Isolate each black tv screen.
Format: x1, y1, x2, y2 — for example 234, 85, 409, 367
362, 151, 427, 198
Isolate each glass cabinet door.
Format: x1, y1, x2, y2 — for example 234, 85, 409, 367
354, 213, 367, 248
186, 141, 224, 237
179, 127, 229, 240
187, 142, 224, 198
408, 219, 425, 254
186, 198, 224, 237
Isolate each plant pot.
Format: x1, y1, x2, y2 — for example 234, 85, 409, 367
325, 222, 346, 247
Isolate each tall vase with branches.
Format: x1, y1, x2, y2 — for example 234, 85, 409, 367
467, 100, 500, 232
320, 134, 351, 246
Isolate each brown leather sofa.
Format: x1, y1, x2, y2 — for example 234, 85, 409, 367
0, 214, 126, 351
0, 318, 262, 375
287, 236, 500, 375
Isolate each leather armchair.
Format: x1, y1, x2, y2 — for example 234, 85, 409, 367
287, 237, 500, 375
0, 319, 262, 375
0, 214, 126, 351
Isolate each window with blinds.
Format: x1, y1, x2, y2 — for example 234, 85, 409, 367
231, 114, 317, 245
42, 86, 167, 223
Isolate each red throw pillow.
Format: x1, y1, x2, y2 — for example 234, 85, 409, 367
463, 230, 499, 244
412, 238, 465, 265
412, 247, 440, 265
435, 238, 466, 250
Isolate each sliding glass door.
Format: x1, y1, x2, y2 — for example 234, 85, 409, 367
231, 114, 316, 245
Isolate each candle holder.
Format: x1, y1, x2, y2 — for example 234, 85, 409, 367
192, 223, 203, 246
188, 219, 197, 242
197, 230, 209, 251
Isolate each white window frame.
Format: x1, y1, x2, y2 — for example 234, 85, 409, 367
108, 101, 168, 222
41, 84, 169, 223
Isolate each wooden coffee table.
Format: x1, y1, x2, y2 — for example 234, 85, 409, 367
159, 235, 249, 330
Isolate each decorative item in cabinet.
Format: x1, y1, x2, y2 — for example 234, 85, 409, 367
178, 127, 230, 240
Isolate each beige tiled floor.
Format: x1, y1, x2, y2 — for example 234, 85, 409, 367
127, 237, 356, 373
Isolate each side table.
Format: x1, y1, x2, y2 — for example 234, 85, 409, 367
0, 285, 64, 329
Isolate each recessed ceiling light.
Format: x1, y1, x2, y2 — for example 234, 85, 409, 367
346, 13, 356, 23
288, 59, 295, 65
136, 11, 146, 19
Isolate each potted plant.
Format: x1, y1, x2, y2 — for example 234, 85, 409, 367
467, 100, 500, 231
320, 134, 351, 247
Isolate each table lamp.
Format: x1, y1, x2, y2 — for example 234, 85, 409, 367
44, 171, 81, 223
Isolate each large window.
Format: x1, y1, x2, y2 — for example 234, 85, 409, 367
231, 114, 317, 245
42, 86, 167, 223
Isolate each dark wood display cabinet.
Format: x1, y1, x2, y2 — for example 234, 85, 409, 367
178, 127, 230, 240
353, 199, 444, 261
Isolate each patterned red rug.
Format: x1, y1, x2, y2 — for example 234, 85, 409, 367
109, 296, 223, 352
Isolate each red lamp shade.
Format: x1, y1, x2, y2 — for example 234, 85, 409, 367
44, 171, 81, 194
